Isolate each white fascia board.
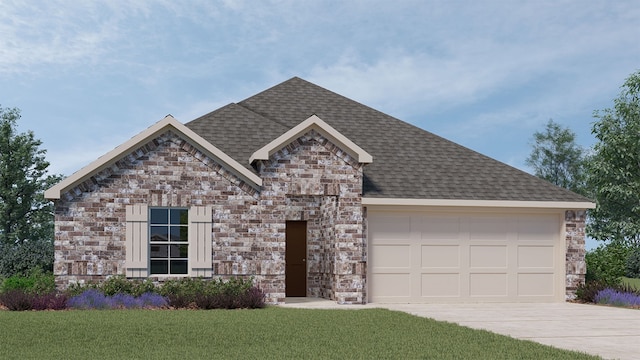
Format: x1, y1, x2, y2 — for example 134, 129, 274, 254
361, 197, 596, 209
249, 114, 373, 164
45, 116, 262, 199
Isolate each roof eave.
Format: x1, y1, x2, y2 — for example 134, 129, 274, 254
361, 197, 596, 209
45, 116, 262, 200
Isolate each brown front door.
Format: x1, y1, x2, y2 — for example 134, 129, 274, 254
286, 221, 307, 297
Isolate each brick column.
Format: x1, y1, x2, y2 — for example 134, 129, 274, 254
565, 210, 587, 299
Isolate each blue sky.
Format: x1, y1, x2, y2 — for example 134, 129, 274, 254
1, 1, 638, 215
2, 1, 638, 177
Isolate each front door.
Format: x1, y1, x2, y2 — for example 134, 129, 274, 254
286, 221, 307, 297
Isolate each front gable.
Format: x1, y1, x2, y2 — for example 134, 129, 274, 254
250, 115, 373, 165
45, 115, 262, 200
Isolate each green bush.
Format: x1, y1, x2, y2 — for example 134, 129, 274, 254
158, 277, 262, 309
0, 268, 55, 295
625, 246, 640, 278
66, 276, 157, 297
0, 240, 53, 277
585, 241, 632, 285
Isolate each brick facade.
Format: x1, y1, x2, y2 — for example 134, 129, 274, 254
54, 129, 367, 304
565, 209, 587, 299
53, 127, 587, 304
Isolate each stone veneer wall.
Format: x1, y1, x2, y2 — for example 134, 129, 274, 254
54, 129, 367, 304
255, 130, 366, 304
565, 209, 587, 299
54, 131, 272, 294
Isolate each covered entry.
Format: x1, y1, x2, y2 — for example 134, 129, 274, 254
368, 209, 565, 303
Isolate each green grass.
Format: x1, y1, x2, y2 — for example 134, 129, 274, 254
621, 277, 640, 290
0, 307, 598, 359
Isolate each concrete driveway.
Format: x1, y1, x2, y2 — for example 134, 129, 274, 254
282, 299, 640, 360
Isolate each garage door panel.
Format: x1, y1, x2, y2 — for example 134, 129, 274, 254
371, 244, 411, 269
369, 215, 411, 240
419, 216, 460, 240
468, 216, 509, 241
518, 246, 554, 268
371, 274, 410, 297
422, 274, 460, 297
469, 245, 507, 268
422, 245, 460, 268
518, 273, 554, 296
518, 215, 559, 241
469, 273, 508, 297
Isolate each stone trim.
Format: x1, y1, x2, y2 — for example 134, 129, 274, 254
565, 209, 587, 299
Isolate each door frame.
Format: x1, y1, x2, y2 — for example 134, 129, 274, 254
285, 221, 307, 297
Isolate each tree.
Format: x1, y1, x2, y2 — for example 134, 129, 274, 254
526, 119, 586, 194
0, 106, 60, 275
586, 71, 640, 245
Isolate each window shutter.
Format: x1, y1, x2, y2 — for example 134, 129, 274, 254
189, 206, 212, 277
125, 204, 149, 277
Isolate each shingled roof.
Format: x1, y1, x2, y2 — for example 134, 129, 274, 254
186, 77, 591, 203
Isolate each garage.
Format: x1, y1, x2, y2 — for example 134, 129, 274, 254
368, 209, 565, 303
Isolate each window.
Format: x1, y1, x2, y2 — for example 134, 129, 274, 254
125, 204, 212, 278
149, 208, 189, 275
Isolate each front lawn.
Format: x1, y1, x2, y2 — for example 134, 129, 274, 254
0, 307, 597, 359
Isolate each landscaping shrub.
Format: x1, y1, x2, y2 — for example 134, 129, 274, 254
0, 276, 264, 311
158, 277, 265, 309
67, 289, 112, 310
0, 290, 33, 311
0, 289, 67, 311
0, 268, 55, 295
0, 240, 54, 277
585, 241, 631, 284
65, 276, 157, 297
594, 288, 640, 307
67, 289, 167, 310
30, 292, 68, 311
575, 281, 609, 303
625, 246, 640, 278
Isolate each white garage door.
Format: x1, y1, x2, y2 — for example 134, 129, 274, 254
368, 210, 564, 303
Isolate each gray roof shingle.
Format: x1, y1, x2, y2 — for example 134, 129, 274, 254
186, 77, 591, 203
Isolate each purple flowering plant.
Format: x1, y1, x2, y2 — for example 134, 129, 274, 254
594, 288, 640, 308
68, 289, 167, 310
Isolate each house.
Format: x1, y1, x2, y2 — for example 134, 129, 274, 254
45, 77, 594, 304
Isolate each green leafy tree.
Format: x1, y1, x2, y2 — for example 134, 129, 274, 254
526, 119, 586, 194
586, 71, 640, 245
0, 106, 60, 275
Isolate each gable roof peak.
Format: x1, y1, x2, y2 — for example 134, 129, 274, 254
249, 114, 373, 164
45, 116, 263, 199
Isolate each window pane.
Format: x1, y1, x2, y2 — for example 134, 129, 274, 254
170, 244, 188, 258
150, 245, 168, 258
171, 209, 188, 225
170, 226, 188, 241
150, 209, 168, 224
150, 260, 168, 274
150, 226, 169, 241
170, 260, 188, 274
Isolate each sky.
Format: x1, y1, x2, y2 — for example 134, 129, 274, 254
1, 2, 639, 230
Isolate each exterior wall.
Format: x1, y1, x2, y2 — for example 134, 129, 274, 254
53, 132, 274, 296
255, 130, 366, 304
54, 129, 366, 304
565, 209, 587, 299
